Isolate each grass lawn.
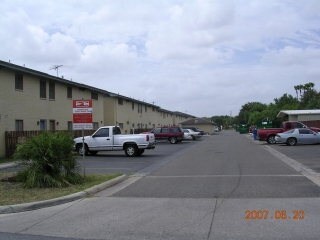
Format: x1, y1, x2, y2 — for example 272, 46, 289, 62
0, 173, 121, 206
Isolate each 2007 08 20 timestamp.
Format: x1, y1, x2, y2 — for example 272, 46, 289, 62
245, 210, 305, 220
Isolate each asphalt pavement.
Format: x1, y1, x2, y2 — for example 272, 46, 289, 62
1, 131, 320, 240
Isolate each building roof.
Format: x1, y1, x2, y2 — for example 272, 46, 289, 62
180, 117, 213, 125
0, 59, 194, 118
277, 109, 320, 118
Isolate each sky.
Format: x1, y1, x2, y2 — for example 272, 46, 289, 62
1, 0, 320, 117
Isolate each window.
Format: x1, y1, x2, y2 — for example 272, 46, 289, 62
138, 104, 142, 113
113, 127, 121, 135
93, 128, 109, 137
132, 102, 135, 110
296, 122, 304, 128
67, 121, 73, 131
15, 120, 23, 131
162, 128, 169, 133
152, 128, 161, 134
49, 81, 55, 100
40, 119, 47, 130
145, 106, 147, 112
15, 73, 23, 91
93, 122, 99, 130
299, 129, 313, 134
49, 120, 56, 131
67, 86, 72, 99
118, 98, 123, 105
40, 79, 46, 98
91, 92, 98, 100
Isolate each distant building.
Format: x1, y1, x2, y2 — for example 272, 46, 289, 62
277, 110, 320, 128
180, 117, 214, 134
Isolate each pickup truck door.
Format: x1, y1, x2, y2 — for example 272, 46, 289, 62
90, 128, 113, 151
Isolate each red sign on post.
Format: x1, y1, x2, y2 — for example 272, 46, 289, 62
73, 100, 93, 130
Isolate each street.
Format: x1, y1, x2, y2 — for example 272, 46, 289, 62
1, 131, 320, 240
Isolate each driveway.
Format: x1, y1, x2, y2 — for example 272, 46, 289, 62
0, 131, 320, 240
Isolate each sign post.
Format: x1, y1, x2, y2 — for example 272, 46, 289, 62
73, 100, 93, 161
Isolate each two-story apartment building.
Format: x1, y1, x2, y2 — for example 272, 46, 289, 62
0, 60, 194, 157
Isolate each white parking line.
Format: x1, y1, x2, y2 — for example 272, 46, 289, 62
147, 174, 303, 178
264, 145, 320, 187
84, 167, 132, 170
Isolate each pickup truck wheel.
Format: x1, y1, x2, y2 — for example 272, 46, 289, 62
124, 145, 138, 157
286, 138, 297, 146
267, 135, 276, 144
169, 137, 177, 144
77, 144, 89, 156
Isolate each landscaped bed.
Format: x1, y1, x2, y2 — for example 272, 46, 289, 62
0, 173, 120, 206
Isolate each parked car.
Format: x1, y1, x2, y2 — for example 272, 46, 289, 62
182, 129, 202, 140
74, 126, 156, 156
150, 126, 184, 144
183, 127, 205, 135
257, 121, 320, 144
275, 128, 320, 146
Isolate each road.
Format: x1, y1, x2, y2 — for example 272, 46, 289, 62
1, 131, 320, 240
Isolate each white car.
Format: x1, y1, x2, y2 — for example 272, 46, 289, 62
275, 128, 320, 146
183, 129, 202, 140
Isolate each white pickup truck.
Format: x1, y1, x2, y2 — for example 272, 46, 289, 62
74, 126, 156, 157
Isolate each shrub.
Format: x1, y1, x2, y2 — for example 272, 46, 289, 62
14, 132, 83, 188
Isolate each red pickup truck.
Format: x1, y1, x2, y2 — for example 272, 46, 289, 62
257, 121, 320, 144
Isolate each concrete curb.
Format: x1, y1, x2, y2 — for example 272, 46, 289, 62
0, 162, 19, 170
0, 174, 127, 214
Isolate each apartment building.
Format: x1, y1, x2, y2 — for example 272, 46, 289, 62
0, 60, 193, 157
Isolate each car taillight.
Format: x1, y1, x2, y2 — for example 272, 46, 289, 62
146, 135, 149, 141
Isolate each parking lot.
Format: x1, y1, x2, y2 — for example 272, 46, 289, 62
78, 132, 320, 179
250, 135, 320, 174
76, 138, 205, 175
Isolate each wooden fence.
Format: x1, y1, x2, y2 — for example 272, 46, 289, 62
5, 130, 95, 158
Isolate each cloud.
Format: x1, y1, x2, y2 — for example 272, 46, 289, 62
1, 0, 320, 116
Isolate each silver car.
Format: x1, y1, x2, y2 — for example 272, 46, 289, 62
275, 128, 320, 146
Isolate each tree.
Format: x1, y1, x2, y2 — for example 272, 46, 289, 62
236, 82, 319, 128
274, 93, 299, 110
238, 102, 267, 124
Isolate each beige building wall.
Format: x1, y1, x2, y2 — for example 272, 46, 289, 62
103, 97, 116, 126
104, 97, 163, 134
293, 114, 320, 121
0, 69, 105, 157
103, 96, 191, 134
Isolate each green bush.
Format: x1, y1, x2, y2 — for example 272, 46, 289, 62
14, 132, 83, 188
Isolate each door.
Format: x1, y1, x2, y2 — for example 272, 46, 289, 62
89, 128, 113, 151
298, 129, 317, 144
